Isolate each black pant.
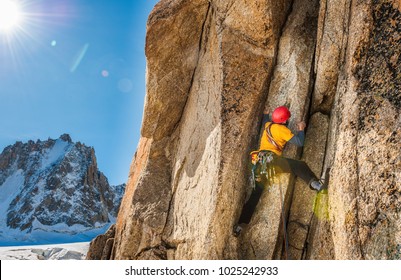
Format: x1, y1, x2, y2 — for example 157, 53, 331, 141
271, 156, 318, 185
237, 181, 264, 224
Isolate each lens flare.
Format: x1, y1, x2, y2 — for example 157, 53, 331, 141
70, 43, 89, 73
101, 70, 109, 77
0, 0, 22, 31
118, 78, 133, 93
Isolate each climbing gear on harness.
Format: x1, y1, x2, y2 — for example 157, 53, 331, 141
250, 150, 274, 181
250, 150, 274, 166
258, 151, 274, 175
272, 106, 291, 124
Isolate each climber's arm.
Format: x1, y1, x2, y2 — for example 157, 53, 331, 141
288, 131, 305, 146
288, 121, 306, 146
261, 109, 271, 128
262, 114, 271, 127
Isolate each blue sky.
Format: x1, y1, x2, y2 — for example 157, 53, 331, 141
0, 0, 159, 185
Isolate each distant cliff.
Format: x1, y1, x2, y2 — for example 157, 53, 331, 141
88, 0, 401, 260
0, 134, 125, 245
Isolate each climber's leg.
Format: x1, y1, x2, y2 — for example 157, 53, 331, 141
237, 180, 264, 225
272, 156, 324, 190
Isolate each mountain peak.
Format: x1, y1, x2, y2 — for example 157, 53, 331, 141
59, 133, 72, 143
0, 135, 125, 246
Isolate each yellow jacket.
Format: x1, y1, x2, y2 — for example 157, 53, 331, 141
259, 121, 294, 155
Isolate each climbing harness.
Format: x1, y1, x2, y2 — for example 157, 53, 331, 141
250, 150, 274, 171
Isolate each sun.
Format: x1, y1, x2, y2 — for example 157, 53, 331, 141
0, 0, 22, 32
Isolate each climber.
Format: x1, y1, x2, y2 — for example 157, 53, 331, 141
257, 105, 325, 191
233, 106, 327, 237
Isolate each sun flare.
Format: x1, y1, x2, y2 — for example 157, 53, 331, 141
0, 0, 22, 32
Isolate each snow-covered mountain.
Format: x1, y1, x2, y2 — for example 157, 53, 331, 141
0, 134, 125, 246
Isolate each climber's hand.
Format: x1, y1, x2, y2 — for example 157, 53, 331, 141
297, 121, 306, 131
263, 108, 270, 115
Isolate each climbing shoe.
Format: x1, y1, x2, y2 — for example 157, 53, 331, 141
233, 224, 242, 237
309, 179, 324, 191
233, 224, 247, 237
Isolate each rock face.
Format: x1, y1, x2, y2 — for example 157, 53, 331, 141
327, 0, 401, 259
88, 0, 401, 260
0, 134, 125, 245
86, 225, 116, 260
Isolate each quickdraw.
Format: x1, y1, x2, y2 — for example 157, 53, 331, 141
250, 150, 274, 167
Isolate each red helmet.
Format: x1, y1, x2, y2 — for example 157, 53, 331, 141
272, 106, 291, 123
